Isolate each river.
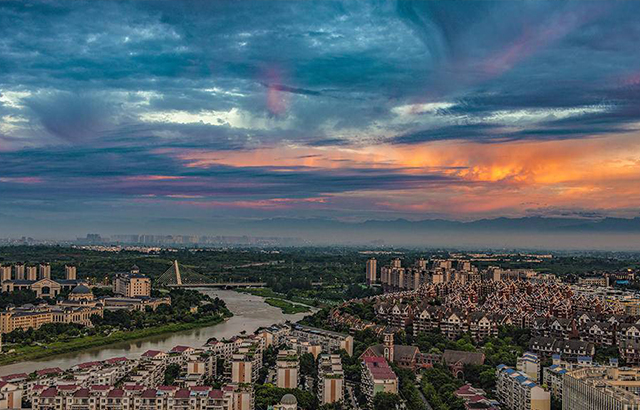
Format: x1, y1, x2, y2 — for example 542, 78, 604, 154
0, 289, 314, 376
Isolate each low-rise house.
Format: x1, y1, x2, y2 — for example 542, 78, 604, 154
454, 384, 500, 410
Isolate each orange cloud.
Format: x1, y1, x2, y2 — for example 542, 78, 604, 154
168, 132, 640, 218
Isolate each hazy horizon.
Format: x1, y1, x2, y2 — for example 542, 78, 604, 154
3, 215, 640, 251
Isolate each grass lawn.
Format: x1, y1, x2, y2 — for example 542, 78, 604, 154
263, 297, 311, 314
0, 316, 226, 366
237, 287, 334, 307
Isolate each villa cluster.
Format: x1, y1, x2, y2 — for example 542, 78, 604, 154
359, 261, 640, 365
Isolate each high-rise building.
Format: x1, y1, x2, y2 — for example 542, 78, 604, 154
14, 263, 25, 280
563, 367, 640, 410
496, 365, 550, 410
318, 354, 344, 405
366, 258, 377, 285
26, 266, 38, 281
230, 385, 254, 410
231, 353, 253, 384
517, 352, 540, 383
65, 265, 77, 281
276, 350, 299, 389
456, 260, 472, 272
39, 263, 51, 280
113, 266, 151, 297
0, 266, 11, 282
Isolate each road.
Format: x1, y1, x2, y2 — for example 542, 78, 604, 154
346, 383, 361, 410
417, 386, 433, 410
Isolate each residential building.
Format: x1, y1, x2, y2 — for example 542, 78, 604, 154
361, 357, 398, 403
113, 267, 151, 297
39, 263, 51, 280
563, 367, 640, 410
454, 384, 500, 410
496, 365, 550, 410
517, 352, 541, 383
276, 350, 298, 389
366, 258, 377, 285
289, 324, 353, 356
317, 354, 344, 405
65, 266, 77, 281
542, 364, 567, 402
0, 381, 22, 410
0, 266, 11, 283
230, 354, 253, 385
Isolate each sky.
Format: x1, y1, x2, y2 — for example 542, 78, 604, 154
1, 0, 640, 238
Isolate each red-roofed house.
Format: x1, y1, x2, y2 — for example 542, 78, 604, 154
100, 389, 131, 410
75, 361, 102, 371
141, 350, 167, 361
134, 389, 164, 410
123, 385, 145, 393
0, 374, 28, 392
170, 346, 193, 354
454, 384, 500, 410
33, 388, 61, 410
89, 385, 112, 398
361, 356, 398, 403
36, 368, 63, 377
104, 357, 129, 365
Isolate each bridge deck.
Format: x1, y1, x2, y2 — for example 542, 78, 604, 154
167, 282, 267, 288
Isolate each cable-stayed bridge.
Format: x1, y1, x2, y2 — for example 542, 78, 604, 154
156, 260, 266, 288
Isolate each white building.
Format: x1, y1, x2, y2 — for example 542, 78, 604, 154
563, 367, 640, 410
517, 352, 541, 383
496, 365, 550, 410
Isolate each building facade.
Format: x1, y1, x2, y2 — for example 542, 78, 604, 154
496, 365, 550, 410
562, 367, 640, 410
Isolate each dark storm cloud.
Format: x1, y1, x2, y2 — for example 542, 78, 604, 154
25, 92, 119, 143
2, 0, 640, 224
3, 0, 639, 146
0, 145, 464, 203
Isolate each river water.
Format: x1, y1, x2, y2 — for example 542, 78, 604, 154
0, 289, 313, 376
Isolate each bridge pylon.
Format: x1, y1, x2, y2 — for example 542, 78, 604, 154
174, 260, 182, 286
156, 260, 213, 287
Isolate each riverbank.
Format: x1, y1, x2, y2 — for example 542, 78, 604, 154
0, 289, 314, 376
263, 297, 311, 314
0, 315, 226, 367
236, 287, 327, 308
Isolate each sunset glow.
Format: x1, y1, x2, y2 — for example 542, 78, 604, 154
1, 0, 640, 237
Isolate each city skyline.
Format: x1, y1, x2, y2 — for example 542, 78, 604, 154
1, 1, 640, 244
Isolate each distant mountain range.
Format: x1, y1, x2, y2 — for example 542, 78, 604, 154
248, 216, 640, 233
3, 214, 640, 250
240, 216, 640, 250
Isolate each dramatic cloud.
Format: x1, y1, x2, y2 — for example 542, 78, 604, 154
1, 0, 640, 233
